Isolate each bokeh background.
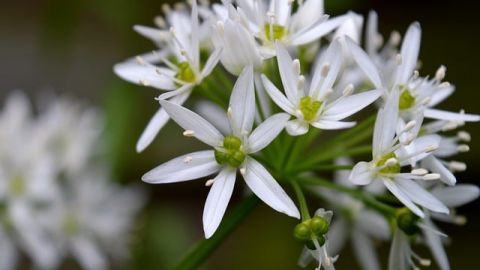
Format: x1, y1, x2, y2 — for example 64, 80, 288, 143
1, 0, 478, 269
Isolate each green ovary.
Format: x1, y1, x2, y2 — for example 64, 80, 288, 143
376, 152, 401, 174
396, 208, 420, 236
214, 136, 246, 168
264, 23, 286, 41
299, 96, 322, 122
9, 176, 25, 196
399, 88, 415, 110
62, 214, 79, 235
175, 62, 196, 83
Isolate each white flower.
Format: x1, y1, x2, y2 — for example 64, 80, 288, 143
44, 172, 145, 270
419, 184, 480, 270
211, 4, 263, 75
298, 209, 338, 270
315, 158, 389, 270
346, 23, 480, 123
114, 0, 223, 152
235, 0, 349, 54
261, 41, 381, 135
388, 229, 432, 270
142, 66, 299, 238
348, 91, 448, 218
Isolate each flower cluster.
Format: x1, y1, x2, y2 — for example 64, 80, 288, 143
114, 1, 479, 269
0, 93, 145, 270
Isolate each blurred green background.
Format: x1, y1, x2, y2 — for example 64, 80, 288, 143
1, 0, 479, 269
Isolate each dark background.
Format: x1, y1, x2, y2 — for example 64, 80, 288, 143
1, 0, 478, 269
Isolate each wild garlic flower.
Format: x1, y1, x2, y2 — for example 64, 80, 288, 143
142, 67, 299, 238
296, 209, 338, 270
347, 24, 480, 124
314, 158, 389, 270
261, 41, 382, 135
0, 92, 145, 270
114, 0, 223, 152
348, 90, 448, 218
234, 0, 348, 55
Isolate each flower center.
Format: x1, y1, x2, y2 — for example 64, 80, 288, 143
9, 176, 26, 196
399, 88, 415, 110
62, 214, 79, 235
376, 152, 401, 174
175, 62, 196, 84
214, 136, 246, 168
396, 208, 420, 236
264, 23, 286, 41
299, 96, 322, 122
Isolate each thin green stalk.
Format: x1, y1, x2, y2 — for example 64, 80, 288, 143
287, 145, 371, 174
173, 196, 259, 270
296, 176, 396, 218
291, 181, 311, 221
314, 164, 354, 171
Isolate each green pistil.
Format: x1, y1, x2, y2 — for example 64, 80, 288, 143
264, 23, 286, 41
9, 176, 25, 196
175, 62, 196, 84
299, 96, 322, 122
62, 214, 79, 235
376, 152, 401, 174
396, 208, 420, 236
214, 136, 246, 168
399, 88, 415, 110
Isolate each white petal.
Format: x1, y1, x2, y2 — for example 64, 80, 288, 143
388, 230, 409, 270
113, 62, 177, 90
311, 119, 356, 130
133, 25, 167, 43
157, 83, 193, 101
352, 229, 381, 270
395, 177, 449, 214
160, 100, 223, 147
345, 37, 383, 89
310, 39, 343, 99
421, 156, 456, 186
203, 168, 237, 238
397, 134, 441, 165
0, 232, 17, 270
261, 74, 296, 114
429, 84, 455, 107
195, 101, 231, 135
357, 210, 390, 240
254, 73, 272, 118
365, 11, 378, 56
286, 119, 309, 136
71, 236, 108, 270
423, 220, 450, 270
373, 90, 399, 157
349, 162, 374, 185
190, 0, 200, 69
383, 179, 424, 218
431, 184, 480, 208
142, 151, 220, 183
275, 42, 300, 103
395, 22, 421, 85
323, 89, 382, 121
200, 48, 223, 78
229, 66, 256, 135
326, 218, 348, 255
243, 158, 300, 218
291, 14, 348, 46
424, 108, 480, 122
248, 113, 290, 153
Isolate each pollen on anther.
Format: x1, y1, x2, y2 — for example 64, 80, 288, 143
239, 167, 246, 175
321, 63, 331, 77
183, 156, 193, 163
457, 131, 471, 142
205, 179, 215, 186
395, 54, 402, 65
411, 168, 428, 176
457, 144, 470, 152
183, 130, 195, 137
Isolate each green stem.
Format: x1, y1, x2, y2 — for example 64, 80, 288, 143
291, 181, 311, 221
295, 176, 396, 218
173, 195, 259, 270
287, 145, 371, 174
